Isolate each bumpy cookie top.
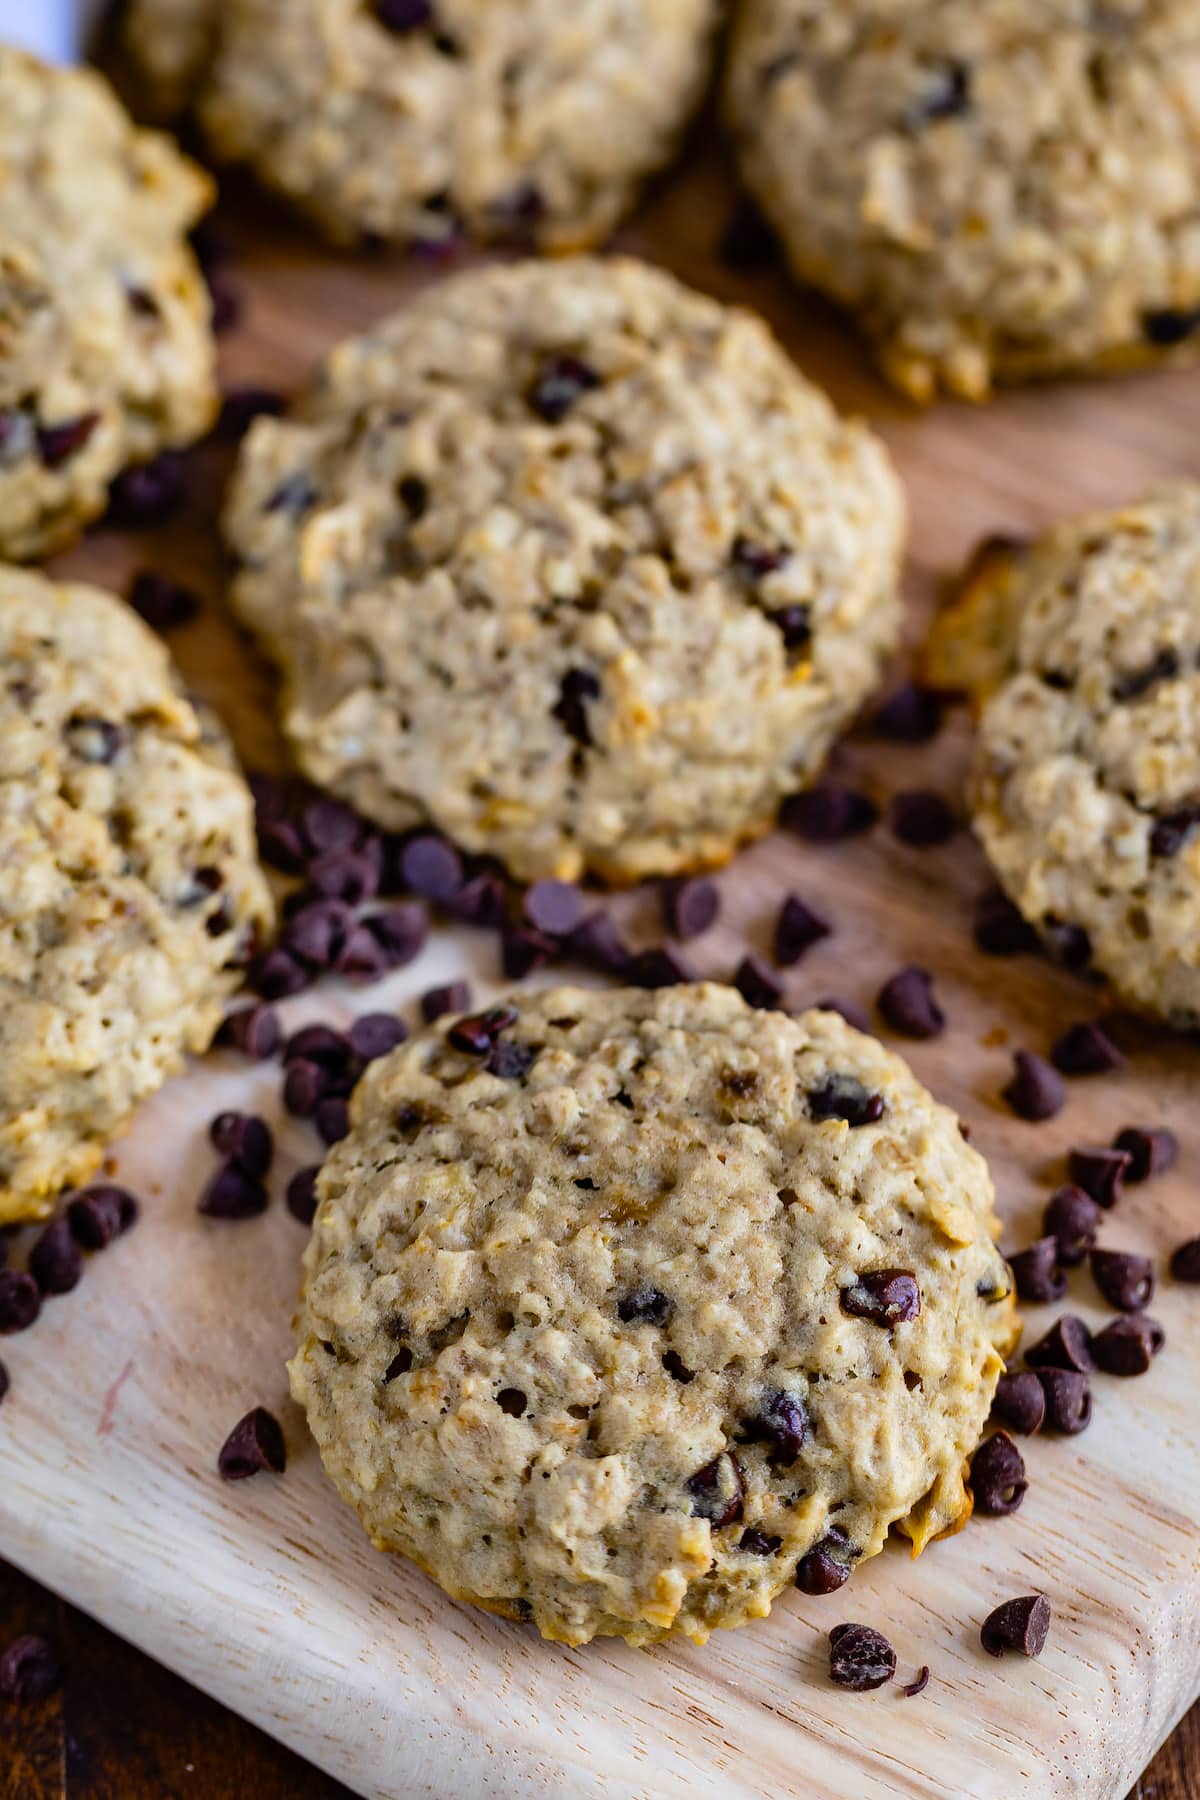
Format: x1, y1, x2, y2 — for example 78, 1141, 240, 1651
225, 257, 903, 883
968, 485, 1200, 1025
0, 569, 273, 1223
291, 984, 1015, 1646
193, 0, 720, 249
726, 0, 1200, 399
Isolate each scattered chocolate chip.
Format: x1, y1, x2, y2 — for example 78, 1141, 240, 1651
808, 1075, 885, 1126
217, 1407, 286, 1480
1170, 1237, 1200, 1282
1090, 1248, 1155, 1313
503, 923, 557, 980
553, 667, 601, 745
1042, 1186, 1101, 1267
1111, 646, 1179, 702
841, 1269, 921, 1326
1007, 1238, 1066, 1305
67, 1185, 138, 1249
1042, 916, 1092, 970
782, 783, 878, 843
1149, 806, 1200, 859
796, 1528, 854, 1595
873, 681, 943, 742
902, 1666, 931, 1699
308, 849, 381, 906
877, 966, 944, 1039
1025, 1315, 1093, 1375
209, 1111, 274, 1179
348, 1013, 408, 1062
199, 1162, 269, 1220
398, 833, 463, 901
1067, 1145, 1131, 1209
0, 1271, 40, 1334
1113, 1125, 1178, 1183
299, 797, 360, 857
422, 980, 472, 1023
316, 1097, 351, 1145
282, 900, 350, 970
372, 0, 433, 29
1143, 306, 1200, 346
617, 1288, 673, 1326
738, 1528, 783, 1555
1002, 1051, 1065, 1122
773, 892, 831, 965
1051, 1020, 1124, 1076
732, 536, 790, 580
284, 1024, 353, 1068
977, 1267, 1013, 1304
528, 354, 600, 423
0, 1634, 61, 1703
1037, 1368, 1092, 1434
29, 1217, 82, 1296
215, 1002, 281, 1060
1094, 1312, 1166, 1376
974, 887, 1040, 956
969, 1431, 1027, 1516
448, 870, 507, 930
447, 1005, 517, 1053
717, 197, 780, 274
523, 879, 583, 938
735, 952, 785, 1010
980, 1594, 1051, 1660
368, 903, 429, 967
626, 945, 697, 989
38, 413, 99, 468
486, 1038, 537, 1079
286, 1166, 321, 1226
890, 790, 956, 847
686, 1452, 744, 1527
661, 876, 719, 941
257, 817, 308, 874
283, 1060, 326, 1119
108, 451, 187, 527
771, 607, 813, 650
335, 923, 391, 983
990, 1370, 1046, 1436
743, 1389, 808, 1464
828, 1623, 896, 1691
217, 386, 286, 440
250, 946, 310, 1000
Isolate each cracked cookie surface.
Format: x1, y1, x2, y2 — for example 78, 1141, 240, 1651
290, 982, 1016, 1646
224, 256, 904, 883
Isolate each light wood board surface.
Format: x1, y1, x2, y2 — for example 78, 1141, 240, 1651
3, 136, 1200, 1800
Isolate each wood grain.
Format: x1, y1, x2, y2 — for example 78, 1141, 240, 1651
3, 133, 1200, 1798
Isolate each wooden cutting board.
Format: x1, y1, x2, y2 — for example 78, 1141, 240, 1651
4, 137, 1200, 1800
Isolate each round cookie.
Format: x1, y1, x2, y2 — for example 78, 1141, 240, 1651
725, 0, 1200, 402
224, 257, 904, 884
0, 48, 217, 562
0, 567, 274, 1225
960, 485, 1200, 1026
290, 983, 1016, 1647
194, 0, 720, 250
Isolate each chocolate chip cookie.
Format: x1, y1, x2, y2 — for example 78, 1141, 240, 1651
224, 256, 904, 884
0, 47, 218, 560
725, 0, 1200, 401
938, 485, 1200, 1025
0, 568, 274, 1225
290, 983, 1016, 1646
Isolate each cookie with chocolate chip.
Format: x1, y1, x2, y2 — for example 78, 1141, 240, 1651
0, 568, 273, 1224
940, 486, 1200, 1026
224, 257, 904, 883
0, 47, 217, 560
725, 1, 1200, 400
290, 983, 1016, 1646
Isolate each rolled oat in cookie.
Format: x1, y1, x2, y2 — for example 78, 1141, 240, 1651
225, 257, 904, 884
290, 982, 1016, 1646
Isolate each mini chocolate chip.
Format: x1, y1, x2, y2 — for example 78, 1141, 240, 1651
286, 1166, 321, 1226
1008, 1238, 1066, 1305
980, 1594, 1051, 1659
1037, 1368, 1092, 1434
108, 451, 187, 526
990, 1370, 1046, 1436
841, 1269, 921, 1326
38, 413, 99, 468
423, 980, 472, 1023
502, 923, 557, 980
199, 1162, 269, 1220
1002, 1051, 1065, 1122
348, 1013, 408, 1062
770, 605, 813, 649
528, 354, 600, 423
283, 900, 351, 969
878, 966, 944, 1039
686, 1452, 744, 1527
1111, 646, 1179, 701
1067, 1145, 1131, 1208
974, 887, 1040, 956
1050, 1020, 1125, 1076
744, 1389, 808, 1464
1091, 1248, 1155, 1313
0, 1271, 40, 1334
717, 197, 780, 273
218, 1407, 286, 1480
447, 1006, 517, 1053
67, 1185, 138, 1249
618, 1288, 673, 1326
969, 1431, 1027, 1516
735, 952, 785, 1010
890, 790, 956, 847
215, 1003, 282, 1060
523, 879, 583, 938
487, 179, 546, 242
1149, 806, 1200, 858
738, 1528, 783, 1555
373, 0, 434, 29
1091, 1313, 1165, 1376
486, 1038, 537, 1079
911, 56, 970, 122
808, 1075, 885, 1126
1143, 306, 1200, 346
283, 1060, 326, 1119
902, 1666, 932, 1699
661, 876, 720, 941
66, 716, 125, 765
335, 923, 390, 983
732, 536, 790, 579
300, 797, 361, 856
828, 1623, 896, 1691
209, 1111, 274, 1178
553, 667, 601, 745
368, 903, 429, 967
0, 1634, 61, 1703
1043, 916, 1092, 970
662, 1349, 694, 1383
626, 945, 697, 989
977, 1267, 1013, 1304
316, 1097, 351, 1145
1113, 1126, 1178, 1182
1170, 1237, 1200, 1282
1042, 1186, 1101, 1267
782, 783, 878, 843
1024, 1315, 1093, 1375
796, 1528, 854, 1595
774, 892, 831, 965
30, 1217, 82, 1296
873, 681, 943, 742
308, 849, 382, 906
250, 947, 310, 1000
258, 817, 308, 874
263, 470, 315, 516
496, 1387, 527, 1417
448, 870, 507, 929
398, 833, 463, 901
284, 1024, 353, 1069
217, 386, 286, 440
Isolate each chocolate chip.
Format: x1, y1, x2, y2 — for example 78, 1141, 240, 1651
38, 413, 99, 468
316, 1097, 351, 1145
286, 1166, 321, 1226
911, 57, 971, 122
1024, 1314, 1093, 1375
297, 798, 359, 857
717, 198, 780, 274
207, 272, 242, 335
1051, 1020, 1124, 1076
686, 1452, 744, 1527
282, 900, 350, 970
732, 535, 790, 581
990, 1370, 1046, 1436
877, 966, 944, 1039
446, 1006, 516, 1053
1111, 646, 1179, 701
796, 1528, 854, 1595
523, 879, 583, 938
0, 1271, 40, 1334
1007, 1238, 1066, 1304
0, 1634, 61, 1703
215, 1002, 281, 1060
828, 1623, 896, 1691
743, 1389, 808, 1464
528, 354, 600, 423
1094, 1312, 1166, 1376
250, 947, 310, 1000
841, 1269, 921, 1326
1002, 1051, 1065, 1122
257, 817, 308, 874
782, 783, 878, 842
773, 893, 831, 965
502, 923, 557, 980
198, 1162, 269, 1220
308, 849, 382, 906
980, 1594, 1051, 1659
283, 1024, 352, 1069
447, 870, 507, 929
486, 1038, 537, 1079
1042, 1186, 1101, 1267
1091, 1248, 1155, 1313
67, 1185, 138, 1249
1043, 916, 1092, 970
626, 945, 697, 989
735, 952, 785, 1010
553, 667, 602, 745
487, 180, 546, 243
348, 1013, 407, 1062
283, 1060, 326, 1119
373, 0, 433, 28
974, 887, 1040, 956
738, 1528, 783, 1555
902, 1666, 931, 1699
1143, 306, 1200, 346
108, 451, 187, 527
398, 833, 463, 901
422, 980, 472, 1023
335, 923, 390, 983
1037, 1368, 1092, 1434
618, 1288, 673, 1326
492, 1386, 527, 1418
889, 790, 956, 847
29, 1217, 82, 1296
1067, 1145, 1131, 1208
872, 681, 943, 742
218, 1407, 286, 1480
1113, 1125, 1178, 1182
662, 1349, 694, 1383
661, 876, 720, 941
65, 716, 125, 764
367, 903, 428, 967
808, 1075, 885, 1126
1170, 1237, 1200, 1282
969, 1431, 1027, 1516
1149, 806, 1200, 858
217, 386, 286, 440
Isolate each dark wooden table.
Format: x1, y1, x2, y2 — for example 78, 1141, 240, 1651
0, 1558, 1193, 1798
